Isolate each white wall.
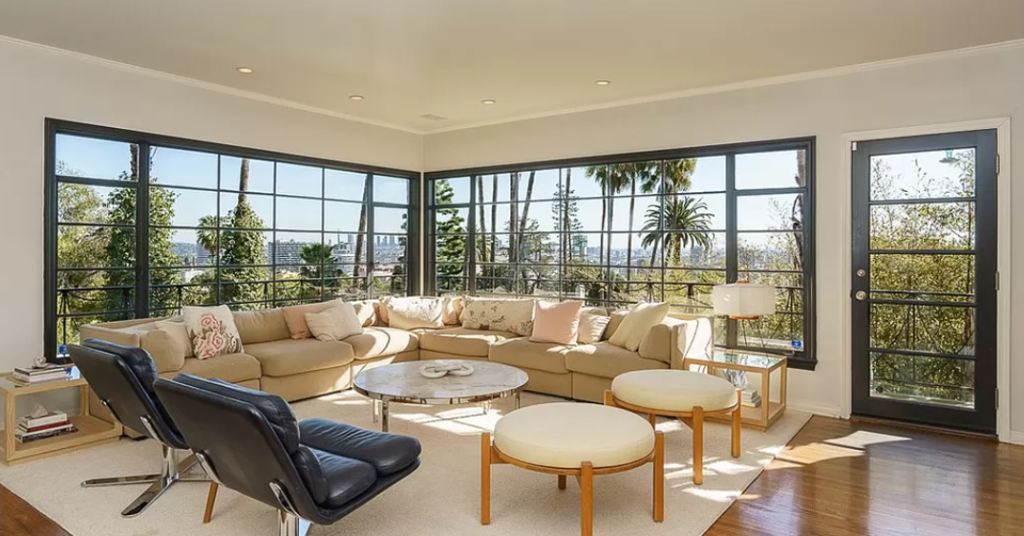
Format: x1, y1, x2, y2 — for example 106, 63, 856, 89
425, 44, 1024, 437
0, 38, 423, 379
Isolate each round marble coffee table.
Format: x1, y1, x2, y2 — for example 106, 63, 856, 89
353, 360, 529, 432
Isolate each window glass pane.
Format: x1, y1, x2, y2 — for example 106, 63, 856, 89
375, 175, 409, 204
271, 232, 321, 266
870, 149, 975, 201
569, 167, 604, 198
374, 207, 407, 235
685, 156, 726, 193
57, 225, 134, 268
277, 163, 322, 197
609, 196, 654, 232
870, 202, 974, 251
219, 230, 271, 266
435, 177, 470, 205
519, 168, 561, 201
221, 157, 274, 193
58, 184, 133, 225
325, 169, 367, 201
153, 187, 217, 228
220, 192, 273, 229
324, 201, 364, 233
663, 194, 726, 231
478, 173, 513, 203
55, 135, 136, 181
151, 147, 217, 189
736, 193, 801, 231
276, 197, 322, 231
738, 232, 803, 271
736, 149, 805, 190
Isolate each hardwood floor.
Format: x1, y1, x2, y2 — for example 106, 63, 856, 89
0, 483, 69, 536
1, 416, 1022, 536
707, 416, 1024, 536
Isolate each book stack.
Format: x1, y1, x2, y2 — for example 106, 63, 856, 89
741, 389, 762, 408
11, 364, 69, 384
15, 412, 77, 443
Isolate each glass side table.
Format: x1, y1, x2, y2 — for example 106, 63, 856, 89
682, 350, 787, 431
0, 366, 122, 465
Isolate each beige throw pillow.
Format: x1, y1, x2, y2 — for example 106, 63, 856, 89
387, 297, 446, 330
441, 296, 464, 325
305, 304, 364, 342
282, 299, 343, 339
530, 301, 583, 345
461, 297, 535, 336
182, 305, 244, 359
577, 314, 611, 344
154, 320, 194, 358
608, 302, 670, 352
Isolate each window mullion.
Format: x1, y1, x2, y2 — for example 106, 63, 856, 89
137, 142, 151, 320
725, 153, 738, 349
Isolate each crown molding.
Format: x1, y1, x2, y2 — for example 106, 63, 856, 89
0, 34, 422, 135
4, 33, 1023, 137
422, 38, 1024, 134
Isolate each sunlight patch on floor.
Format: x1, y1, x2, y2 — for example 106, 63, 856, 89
825, 430, 911, 450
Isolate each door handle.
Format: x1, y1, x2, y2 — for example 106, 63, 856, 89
854, 290, 867, 301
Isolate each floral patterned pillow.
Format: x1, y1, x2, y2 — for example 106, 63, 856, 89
461, 297, 535, 336
183, 305, 244, 359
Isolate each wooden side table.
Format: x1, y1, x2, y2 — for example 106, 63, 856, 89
682, 350, 787, 430
0, 366, 122, 465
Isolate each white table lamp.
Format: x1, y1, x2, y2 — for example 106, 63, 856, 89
712, 283, 776, 319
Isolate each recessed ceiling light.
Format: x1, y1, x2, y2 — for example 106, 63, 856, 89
481, 99, 497, 105
595, 79, 611, 86
236, 67, 254, 74
349, 95, 365, 101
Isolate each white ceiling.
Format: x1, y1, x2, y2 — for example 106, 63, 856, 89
2, 0, 1023, 133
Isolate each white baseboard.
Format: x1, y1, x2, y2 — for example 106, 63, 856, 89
787, 401, 843, 418
1008, 431, 1024, 446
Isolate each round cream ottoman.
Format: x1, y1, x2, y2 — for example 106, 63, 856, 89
481, 403, 665, 536
607, 370, 742, 485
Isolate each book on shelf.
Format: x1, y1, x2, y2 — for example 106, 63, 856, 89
741, 389, 762, 408
19, 411, 69, 429
10, 371, 69, 384
13, 363, 66, 376
15, 425, 78, 443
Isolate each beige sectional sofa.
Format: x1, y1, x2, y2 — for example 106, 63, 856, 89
80, 298, 714, 407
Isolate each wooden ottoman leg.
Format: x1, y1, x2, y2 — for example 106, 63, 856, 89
647, 413, 657, 427
732, 389, 742, 458
603, 390, 615, 406
481, 432, 491, 525
203, 482, 218, 524
558, 474, 567, 490
653, 431, 664, 522
693, 406, 704, 485
581, 462, 594, 536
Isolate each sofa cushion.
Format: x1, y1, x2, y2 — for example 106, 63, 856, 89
565, 342, 669, 379
282, 300, 343, 339
245, 339, 355, 377
489, 338, 570, 374
460, 297, 535, 336
577, 314, 611, 345
294, 445, 376, 508
299, 418, 422, 476
418, 327, 519, 357
637, 317, 685, 365
602, 309, 629, 341
233, 309, 291, 344
306, 303, 364, 342
386, 297, 445, 330
345, 327, 419, 360
348, 300, 378, 327
139, 326, 187, 373
608, 302, 670, 352
166, 353, 262, 384
530, 300, 583, 345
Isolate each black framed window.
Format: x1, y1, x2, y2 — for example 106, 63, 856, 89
425, 138, 816, 369
45, 119, 419, 360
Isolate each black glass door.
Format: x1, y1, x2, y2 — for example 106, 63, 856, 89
851, 130, 997, 434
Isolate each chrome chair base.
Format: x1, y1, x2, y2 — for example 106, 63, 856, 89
279, 512, 313, 536
81, 445, 207, 517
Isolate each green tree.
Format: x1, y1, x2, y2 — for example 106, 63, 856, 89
640, 196, 714, 266
435, 179, 467, 292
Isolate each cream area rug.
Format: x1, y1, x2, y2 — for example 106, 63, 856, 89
0, 391, 809, 536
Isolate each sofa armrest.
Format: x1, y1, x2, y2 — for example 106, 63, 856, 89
670, 316, 715, 370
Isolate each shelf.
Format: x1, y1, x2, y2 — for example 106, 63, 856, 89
1, 415, 121, 465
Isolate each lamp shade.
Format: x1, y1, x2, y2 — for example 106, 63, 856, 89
712, 284, 776, 318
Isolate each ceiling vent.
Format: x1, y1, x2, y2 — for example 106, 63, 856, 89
419, 114, 448, 121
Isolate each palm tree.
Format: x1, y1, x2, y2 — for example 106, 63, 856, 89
353, 174, 371, 278
641, 196, 714, 267
196, 215, 223, 259
585, 165, 630, 267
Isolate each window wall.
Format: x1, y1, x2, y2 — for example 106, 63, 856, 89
46, 120, 418, 358
426, 138, 816, 367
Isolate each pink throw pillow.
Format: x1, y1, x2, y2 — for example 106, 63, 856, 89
530, 300, 584, 345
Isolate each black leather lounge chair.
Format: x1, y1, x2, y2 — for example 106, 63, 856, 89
153, 373, 422, 536
67, 340, 207, 517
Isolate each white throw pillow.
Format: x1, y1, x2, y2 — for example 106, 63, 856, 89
182, 305, 244, 359
608, 302, 670, 352
305, 303, 364, 341
577, 314, 611, 344
460, 297, 535, 336
154, 320, 194, 358
386, 297, 446, 330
